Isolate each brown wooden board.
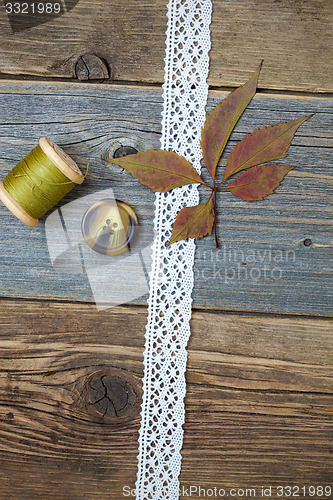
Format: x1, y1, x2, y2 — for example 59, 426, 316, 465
0, 299, 332, 499
0, 0, 332, 93
0, 81, 332, 315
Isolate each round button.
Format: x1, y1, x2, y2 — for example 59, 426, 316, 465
81, 199, 138, 256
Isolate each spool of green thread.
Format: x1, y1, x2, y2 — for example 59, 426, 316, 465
0, 138, 84, 227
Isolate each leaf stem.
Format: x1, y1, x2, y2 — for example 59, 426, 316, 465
216, 178, 225, 190
213, 188, 220, 249
200, 180, 214, 190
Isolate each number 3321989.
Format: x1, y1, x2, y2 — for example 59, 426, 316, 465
277, 485, 332, 497
5, 3, 61, 14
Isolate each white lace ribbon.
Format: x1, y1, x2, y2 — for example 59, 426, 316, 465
136, 1, 212, 498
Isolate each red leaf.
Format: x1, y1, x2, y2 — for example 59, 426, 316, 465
226, 164, 295, 201
224, 115, 312, 181
200, 61, 262, 181
169, 197, 215, 245
108, 149, 205, 192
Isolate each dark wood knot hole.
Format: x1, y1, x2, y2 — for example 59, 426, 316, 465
303, 238, 312, 247
75, 54, 109, 81
113, 146, 138, 158
88, 374, 137, 418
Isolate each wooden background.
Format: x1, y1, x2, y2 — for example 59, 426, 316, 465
0, 0, 332, 498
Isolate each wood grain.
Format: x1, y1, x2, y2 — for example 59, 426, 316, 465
0, 298, 332, 499
0, 0, 332, 92
0, 81, 332, 315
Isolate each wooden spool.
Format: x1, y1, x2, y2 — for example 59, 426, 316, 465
0, 137, 84, 228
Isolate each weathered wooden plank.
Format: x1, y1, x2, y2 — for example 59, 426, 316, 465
0, 81, 332, 315
0, 0, 332, 93
0, 299, 332, 498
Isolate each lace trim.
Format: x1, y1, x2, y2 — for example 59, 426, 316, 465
136, 1, 212, 498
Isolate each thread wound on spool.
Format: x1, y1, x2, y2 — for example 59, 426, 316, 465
0, 139, 84, 227
39, 138, 84, 184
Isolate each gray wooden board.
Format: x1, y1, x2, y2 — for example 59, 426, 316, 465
0, 80, 332, 315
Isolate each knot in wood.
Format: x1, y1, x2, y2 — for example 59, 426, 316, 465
113, 146, 138, 158
75, 54, 109, 81
88, 374, 136, 418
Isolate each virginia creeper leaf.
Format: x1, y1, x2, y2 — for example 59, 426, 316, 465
227, 164, 294, 201
200, 61, 262, 182
108, 149, 205, 192
224, 115, 312, 181
169, 197, 214, 245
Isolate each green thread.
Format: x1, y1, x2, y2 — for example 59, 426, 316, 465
3, 145, 76, 219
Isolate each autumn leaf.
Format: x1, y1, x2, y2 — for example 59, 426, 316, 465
226, 164, 295, 201
105, 62, 313, 248
200, 61, 262, 182
223, 115, 312, 181
108, 149, 205, 192
169, 197, 215, 245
